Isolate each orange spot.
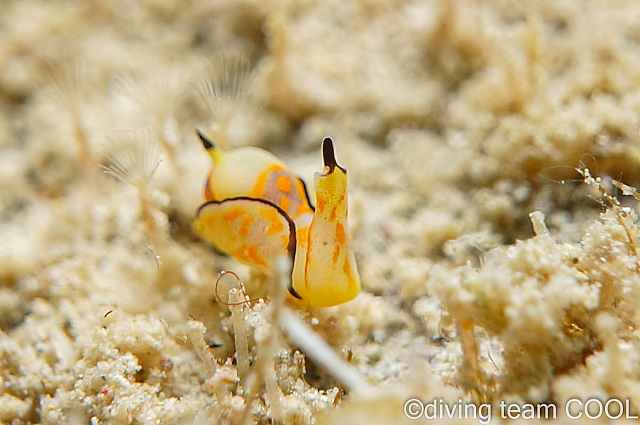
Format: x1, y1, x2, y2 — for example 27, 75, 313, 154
343, 257, 358, 290
343, 256, 351, 275
335, 223, 345, 245
332, 245, 341, 264
280, 197, 292, 213
316, 198, 327, 213
263, 208, 282, 225
233, 243, 251, 263
277, 175, 292, 193
248, 245, 268, 268
329, 206, 337, 222
239, 217, 252, 237
223, 208, 244, 222
297, 226, 309, 249
204, 216, 214, 227
266, 219, 284, 235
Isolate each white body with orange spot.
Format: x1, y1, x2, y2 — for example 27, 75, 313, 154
192, 131, 360, 307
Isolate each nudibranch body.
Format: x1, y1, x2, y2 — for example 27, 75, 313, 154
192, 131, 360, 307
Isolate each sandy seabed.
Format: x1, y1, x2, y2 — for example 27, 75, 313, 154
3, 0, 640, 424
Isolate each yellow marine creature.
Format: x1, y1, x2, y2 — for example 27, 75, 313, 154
192, 131, 361, 307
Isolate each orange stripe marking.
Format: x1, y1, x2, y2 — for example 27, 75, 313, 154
239, 217, 252, 237
248, 245, 268, 268
335, 223, 345, 245
223, 209, 244, 222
